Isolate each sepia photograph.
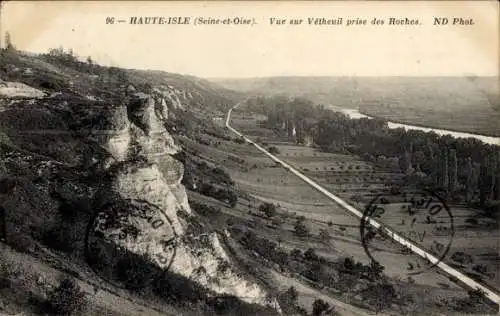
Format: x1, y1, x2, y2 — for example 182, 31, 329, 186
0, 1, 499, 315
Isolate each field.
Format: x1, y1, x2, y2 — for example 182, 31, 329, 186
277, 142, 500, 290
204, 106, 499, 313
180, 109, 500, 315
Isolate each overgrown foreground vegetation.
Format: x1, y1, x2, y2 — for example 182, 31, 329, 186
0, 42, 276, 315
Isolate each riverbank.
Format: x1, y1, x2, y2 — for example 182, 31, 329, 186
328, 105, 500, 146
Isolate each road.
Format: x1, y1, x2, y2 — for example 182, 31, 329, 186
225, 102, 500, 307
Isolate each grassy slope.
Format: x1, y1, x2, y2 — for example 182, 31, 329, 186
0, 52, 266, 316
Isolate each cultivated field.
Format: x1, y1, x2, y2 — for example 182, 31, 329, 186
181, 111, 499, 315
220, 108, 500, 312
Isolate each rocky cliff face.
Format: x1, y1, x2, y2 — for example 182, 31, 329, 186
0, 79, 275, 310
105, 90, 274, 307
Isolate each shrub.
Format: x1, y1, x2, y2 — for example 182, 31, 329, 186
312, 299, 330, 316
42, 227, 74, 253
47, 277, 86, 315
278, 286, 299, 314
294, 220, 309, 237
206, 295, 276, 315
8, 229, 35, 253
361, 281, 397, 314
154, 271, 207, 304
211, 167, 234, 186
297, 215, 306, 222
116, 251, 162, 289
451, 251, 473, 265
259, 202, 277, 218
290, 249, 302, 259
472, 264, 488, 275
198, 183, 238, 207
342, 257, 355, 272
367, 260, 385, 281
225, 217, 236, 227
319, 229, 331, 243
465, 218, 478, 225
233, 137, 246, 144
453, 288, 499, 314
304, 248, 319, 262
268, 146, 280, 155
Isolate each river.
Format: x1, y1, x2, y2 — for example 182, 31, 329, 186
328, 106, 500, 146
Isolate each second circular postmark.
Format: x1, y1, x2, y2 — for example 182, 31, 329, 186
360, 189, 454, 275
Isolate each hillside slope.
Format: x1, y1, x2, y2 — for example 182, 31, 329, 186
0, 50, 278, 316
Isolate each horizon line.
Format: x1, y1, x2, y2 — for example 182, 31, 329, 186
14, 50, 499, 80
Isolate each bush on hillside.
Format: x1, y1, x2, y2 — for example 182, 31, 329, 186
294, 220, 309, 237
312, 299, 330, 316
268, 146, 280, 155
47, 277, 86, 315
258, 202, 277, 218
198, 183, 238, 207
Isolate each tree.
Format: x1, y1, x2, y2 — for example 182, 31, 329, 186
285, 286, 298, 302
227, 191, 238, 208
465, 157, 475, 202
259, 202, 277, 218
116, 252, 161, 289
48, 277, 86, 315
489, 153, 498, 201
399, 150, 413, 174
449, 149, 458, 191
312, 299, 330, 316
304, 248, 319, 261
479, 159, 490, 207
268, 146, 280, 155
466, 288, 489, 308
290, 248, 302, 259
441, 150, 449, 190
86, 56, 93, 65
278, 286, 299, 314
361, 281, 397, 314
319, 229, 331, 244
294, 220, 309, 237
342, 257, 355, 273
48, 46, 65, 57
3, 32, 15, 52
367, 260, 385, 281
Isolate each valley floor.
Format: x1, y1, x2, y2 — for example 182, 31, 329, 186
180, 109, 499, 315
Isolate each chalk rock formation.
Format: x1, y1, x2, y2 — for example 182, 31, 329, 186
96, 92, 275, 308
0, 79, 276, 309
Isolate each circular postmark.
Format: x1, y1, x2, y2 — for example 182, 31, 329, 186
360, 189, 454, 275
84, 198, 177, 289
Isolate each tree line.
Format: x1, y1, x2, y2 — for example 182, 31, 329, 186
247, 96, 500, 216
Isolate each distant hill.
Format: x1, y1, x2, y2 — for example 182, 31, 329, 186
1, 51, 242, 112
212, 76, 500, 136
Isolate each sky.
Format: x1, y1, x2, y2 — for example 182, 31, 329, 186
1, 1, 498, 78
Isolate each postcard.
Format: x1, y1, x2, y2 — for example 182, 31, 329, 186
0, 1, 499, 315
